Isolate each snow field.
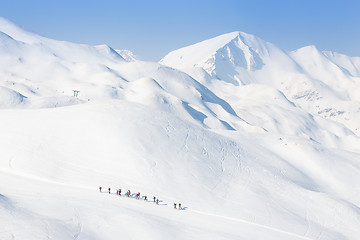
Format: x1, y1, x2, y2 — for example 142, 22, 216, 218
1, 100, 360, 239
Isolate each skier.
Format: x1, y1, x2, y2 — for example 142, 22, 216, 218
99, 187, 102, 192
119, 189, 121, 196
127, 190, 131, 197
179, 203, 182, 210
153, 196, 156, 202
174, 203, 177, 209
156, 198, 159, 205
108, 188, 111, 194
137, 192, 140, 199
144, 196, 147, 201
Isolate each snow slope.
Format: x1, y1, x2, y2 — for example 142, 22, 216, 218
2, 100, 360, 240
1, 18, 360, 240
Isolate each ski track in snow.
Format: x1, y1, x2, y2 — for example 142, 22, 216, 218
188, 209, 314, 240
123, 193, 325, 240
74, 212, 83, 240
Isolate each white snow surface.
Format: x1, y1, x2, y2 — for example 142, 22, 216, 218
1, 17, 360, 240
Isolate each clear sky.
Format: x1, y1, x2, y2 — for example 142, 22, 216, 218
0, 0, 359, 61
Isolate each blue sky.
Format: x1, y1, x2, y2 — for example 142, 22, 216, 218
1, 0, 359, 61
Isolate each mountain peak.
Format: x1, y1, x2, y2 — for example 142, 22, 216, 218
160, 31, 272, 84
291, 45, 320, 54
160, 31, 242, 69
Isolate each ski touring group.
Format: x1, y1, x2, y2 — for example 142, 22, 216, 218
99, 186, 183, 210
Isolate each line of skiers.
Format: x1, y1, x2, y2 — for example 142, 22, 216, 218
99, 186, 182, 210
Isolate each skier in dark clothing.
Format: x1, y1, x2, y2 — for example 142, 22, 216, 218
119, 189, 121, 196
99, 187, 102, 192
174, 203, 177, 209
179, 203, 182, 210
108, 188, 111, 194
156, 198, 159, 205
144, 196, 147, 201
153, 196, 156, 202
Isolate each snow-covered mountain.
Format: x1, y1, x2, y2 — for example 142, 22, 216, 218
1, 17, 360, 240
0, 17, 244, 131
161, 31, 360, 138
